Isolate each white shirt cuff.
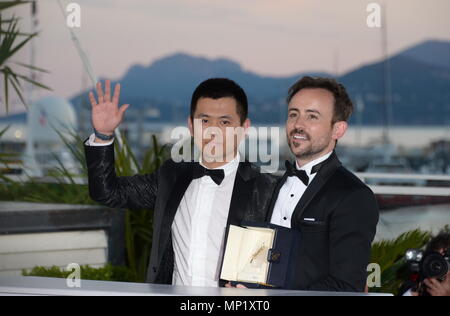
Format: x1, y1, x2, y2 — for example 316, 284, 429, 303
85, 133, 114, 146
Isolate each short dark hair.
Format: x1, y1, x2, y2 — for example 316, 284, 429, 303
426, 230, 450, 253
287, 76, 353, 124
190, 78, 248, 124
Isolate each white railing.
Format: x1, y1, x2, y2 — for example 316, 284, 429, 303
355, 173, 450, 197
356, 173, 450, 182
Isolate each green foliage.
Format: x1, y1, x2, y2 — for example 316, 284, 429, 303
370, 229, 433, 295
0, 181, 92, 204
22, 264, 134, 282
0, 2, 30, 11
0, 1, 51, 113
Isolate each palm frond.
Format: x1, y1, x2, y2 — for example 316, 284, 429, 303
13, 61, 50, 73
0, 15, 37, 64
0, 1, 30, 11
0, 9, 50, 113
3, 66, 28, 107
0, 124, 10, 137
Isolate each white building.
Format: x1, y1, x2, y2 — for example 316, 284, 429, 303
0, 96, 79, 179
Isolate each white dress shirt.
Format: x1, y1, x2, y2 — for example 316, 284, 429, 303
85, 133, 239, 287
171, 154, 240, 287
270, 151, 333, 228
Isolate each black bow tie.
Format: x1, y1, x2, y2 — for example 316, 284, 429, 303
285, 161, 309, 186
285, 160, 325, 186
192, 163, 225, 185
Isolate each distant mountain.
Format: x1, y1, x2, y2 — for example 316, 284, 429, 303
72, 52, 330, 124
401, 40, 450, 70
341, 41, 450, 125
68, 40, 450, 126
118, 52, 330, 104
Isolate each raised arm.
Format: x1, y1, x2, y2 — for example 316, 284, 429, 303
84, 80, 157, 210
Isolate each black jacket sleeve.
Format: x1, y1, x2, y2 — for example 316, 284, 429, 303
84, 140, 158, 210
307, 187, 379, 292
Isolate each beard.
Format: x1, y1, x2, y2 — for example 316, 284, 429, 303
287, 128, 330, 161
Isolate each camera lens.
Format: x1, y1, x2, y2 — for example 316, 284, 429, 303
421, 252, 448, 279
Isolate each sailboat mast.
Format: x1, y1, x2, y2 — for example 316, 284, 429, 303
24, 0, 41, 177
381, 3, 392, 144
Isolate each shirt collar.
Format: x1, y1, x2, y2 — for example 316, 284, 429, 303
296, 151, 333, 176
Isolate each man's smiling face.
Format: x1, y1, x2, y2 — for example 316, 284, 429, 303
286, 88, 347, 165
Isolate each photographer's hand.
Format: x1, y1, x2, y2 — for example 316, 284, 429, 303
424, 275, 450, 296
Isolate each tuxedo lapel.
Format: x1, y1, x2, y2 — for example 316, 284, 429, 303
226, 161, 257, 227
290, 174, 326, 227
265, 173, 289, 221
158, 163, 194, 257
291, 152, 342, 227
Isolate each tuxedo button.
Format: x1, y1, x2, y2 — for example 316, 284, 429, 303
283, 217, 287, 220
290, 194, 294, 197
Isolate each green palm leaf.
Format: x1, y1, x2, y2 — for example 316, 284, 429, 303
0, 8, 50, 113
0, 2, 30, 11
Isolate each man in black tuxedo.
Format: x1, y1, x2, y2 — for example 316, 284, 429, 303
84, 78, 277, 286
267, 76, 379, 292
